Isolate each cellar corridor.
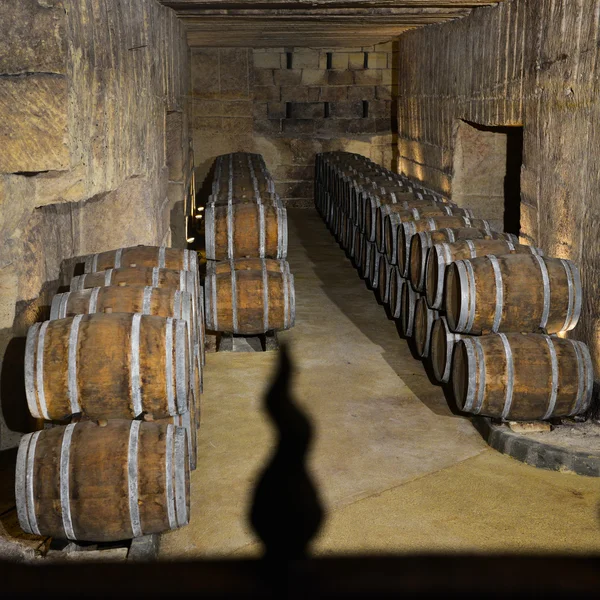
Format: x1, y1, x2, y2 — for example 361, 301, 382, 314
159, 209, 600, 558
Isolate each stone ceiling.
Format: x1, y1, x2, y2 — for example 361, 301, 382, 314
161, 1, 506, 47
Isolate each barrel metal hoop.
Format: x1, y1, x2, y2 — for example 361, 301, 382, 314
262, 260, 269, 332
463, 216, 472, 228
579, 341, 594, 413
230, 264, 239, 334
453, 261, 469, 333
114, 248, 122, 269
464, 259, 477, 333
91, 254, 98, 273
26, 431, 42, 535
68, 315, 83, 415
472, 337, 486, 414
226, 202, 234, 260
563, 259, 581, 331
104, 269, 113, 287
461, 338, 477, 413
84, 255, 94, 274
426, 218, 436, 230
36, 322, 50, 421
130, 314, 143, 417
182, 250, 188, 272
50, 294, 62, 320
441, 319, 455, 383
128, 420, 143, 538
164, 423, 177, 530
542, 336, 559, 420
70, 276, 79, 292
173, 290, 181, 320
411, 207, 419, 219
483, 220, 492, 235
506, 239, 515, 251
281, 260, 290, 329
259, 203, 266, 258
569, 340, 587, 416
211, 270, 218, 331
532, 254, 551, 330
175, 320, 188, 413
59, 423, 77, 540
164, 317, 175, 416
499, 333, 515, 420
142, 286, 153, 314
433, 244, 450, 309
465, 239, 476, 258
174, 427, 189, 527
488, 255, 504, 333
88, 287, 100, 315
24, 324, 41, 419
153, 267, 160, 288
16, 433, 34, 534
445, 228, 456, 243
205, 205, 214, 260
158, 247, 166, 269
282, 207, 289, 259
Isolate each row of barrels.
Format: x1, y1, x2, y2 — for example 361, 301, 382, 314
17, 245, 205, 542
315, 152, 594, 422
204, 153, 296, 335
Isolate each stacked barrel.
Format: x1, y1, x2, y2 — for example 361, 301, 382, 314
16, 245, 204, 542
204, 152, 295, 335
315, 152, 593, 423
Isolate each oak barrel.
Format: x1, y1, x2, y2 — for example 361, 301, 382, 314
156, 410, 197, 472
377, 253, 391, 304
430, 317, 463, 383
204, 258, 295, 334
368, 244, 381, 290
425, 239, 542, 310
25, 313, 190, 421
205, 201, 288, 260
445, 254, 581, 335
413, 296, 440, 358
16, 420, 189, 542
397, 217, 493, 277
452, 334, 593, 420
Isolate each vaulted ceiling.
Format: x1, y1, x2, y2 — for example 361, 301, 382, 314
161, 1, 506, 47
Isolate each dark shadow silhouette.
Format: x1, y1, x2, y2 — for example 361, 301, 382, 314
250, 345, 323, 561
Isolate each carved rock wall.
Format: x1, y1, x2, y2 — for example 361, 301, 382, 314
0, 0, 190, 449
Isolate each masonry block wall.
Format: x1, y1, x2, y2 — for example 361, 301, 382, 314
192, 44, 398, 206
0, 0, 190, 449
396, 0, 600, 401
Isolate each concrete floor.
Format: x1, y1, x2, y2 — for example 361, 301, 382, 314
159, 208, 600, 559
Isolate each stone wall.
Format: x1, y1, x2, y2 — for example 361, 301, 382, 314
397, 0, 600, 407
191, 44, 397, 206
0, 0, 190, 449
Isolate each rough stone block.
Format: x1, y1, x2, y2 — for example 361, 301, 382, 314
273, 165, 315, 181
192, 49, 220, 98
331, 53, 349, 70
281, 86, 309, 102
346, 118, 376, 135
330, 101, 363, 119
253, 52, 281, 69
220, 49, 249, 99
376, 85, 393, 100
193, 116, 222, 131
268, 102, 286, 119
253, 68, 274, 86
221, 117, 253, 135
253, 102, 268, 119
192, 100, 222, 117
307, 87, 321, 102
0, 74, 69, 173
302, 69, 327, 86
254, 118, 282, 136
276, 180, 313, 199
319, 86, 348, 102
369, 52, 389, 69
374, 41, 394, 52
292, 102, 324, 119
380, 70, 393, 85
327, 70, 353, 86
370, 100, 391, 119
282, 119, 314, 135
221, 101, 253, 117
349, 53, 366, 70
0, 0, 67, 75
254, 85, 281, 102
347, 85, 376, 101
354, 70, 382, 85
166, 111, 184, 181
290, 50, 320, 69
375, 117, 393, 133
274, 69, 302, 85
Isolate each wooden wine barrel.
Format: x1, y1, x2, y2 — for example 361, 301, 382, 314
204, 259, 295, 334
70, 266, 196, 296
425, 239, 542, 310
361, 240, 374, 280
351, 227, 362, 265
400, 281, 420, 337
16, 420, 189, 542
377, 253, 392, 304
409, 229, 524, 293
397, 217, 493, 277
156, 410, 197, 472
205, 202, 287, 260
414, 297, 440, 358
388, 267, 406, 320
430, 316, 463, 383
445, 254, 582, 335
452, 334, 594, 420
25, 313, 190, 421
82, 246, 197, 276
